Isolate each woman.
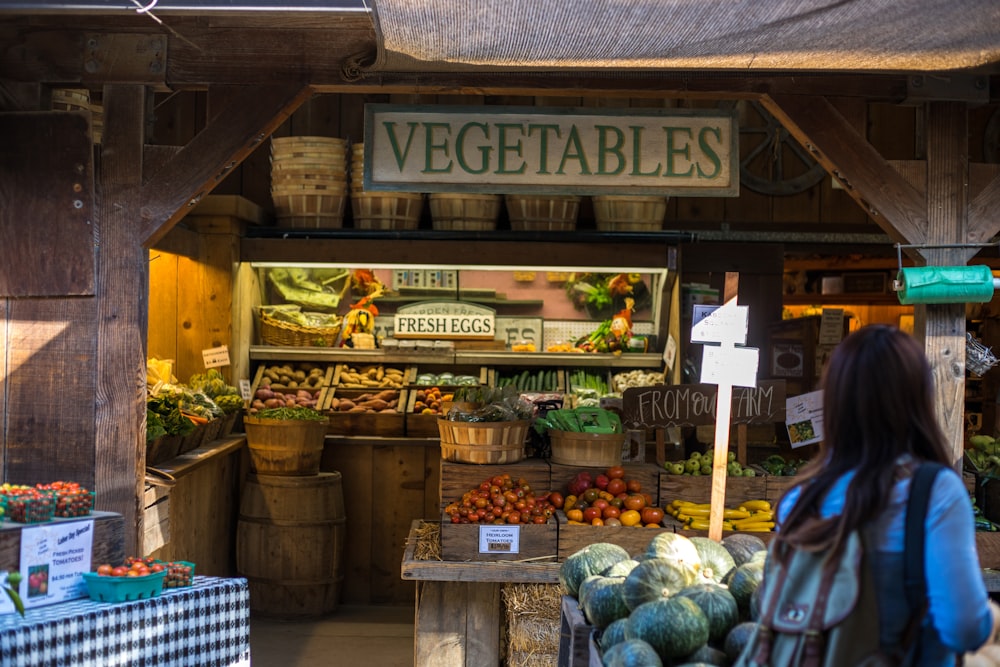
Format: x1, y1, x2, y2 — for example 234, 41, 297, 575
774, 325, 997, 663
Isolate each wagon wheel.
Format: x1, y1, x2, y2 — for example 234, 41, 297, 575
720, 100, 828, 196
985, 107, 1000, 163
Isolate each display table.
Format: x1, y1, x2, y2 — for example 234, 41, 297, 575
0, 576, 250, 667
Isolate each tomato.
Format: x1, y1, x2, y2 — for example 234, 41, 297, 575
96, 564, 113, 576
506, 511, 521, 524
641, 507, 665, 525
591, 517, 604, 526
606, 478, 627, 496
606, 465, 626, 480
566, 509, 584, 522
619, 509, 642, 527
548, 492, 565, 509
626, 479, 642, 493
605, 517, 622, 527
594, 474, 610, 490
582, 488, 601, 504
623, 494, 646, 511
602, 506, 620, 520
111, 566, 129, 577
591, 498, 609, 512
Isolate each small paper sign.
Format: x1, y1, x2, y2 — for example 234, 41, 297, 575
663, 334, 677, 371
478, 524, 521, 554
785, 390, 824, 448
701, 345, 759, 388
818, 309, 845, 346
238, 379, 252, 401
690, 303, 748, 345
2, 519, 96, 612
202, 345, 230, 368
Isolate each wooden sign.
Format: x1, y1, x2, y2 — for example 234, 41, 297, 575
621, 381, 786, 429
363, 104, 738, 196
393, 301, 496, 340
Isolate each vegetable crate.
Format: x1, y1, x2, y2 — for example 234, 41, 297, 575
494, 367, 564, 393
439, 513, 558, 562
667, 516, 777, 544
558, 594, 594, 667
332, 363, 408, 390
249, 362, 335, 413
551, 462, 662, 506
439, 419, 530, 465
555, 511, 673, 561
658, 472, 769, 509
324, 387, 406, 437
438, 459, 553, 511
406, 365, 489, 388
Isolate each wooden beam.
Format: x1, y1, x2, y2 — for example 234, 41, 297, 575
96, 84, 148, 555
763, 94, 927, 246
138, 83, 312, 247
969, 167, 1000, 245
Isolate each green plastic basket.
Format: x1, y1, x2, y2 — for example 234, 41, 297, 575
81, 570, 167, 602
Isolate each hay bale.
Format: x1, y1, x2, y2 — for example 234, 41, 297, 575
410, 520, 442, 561
503, 583, 561, 667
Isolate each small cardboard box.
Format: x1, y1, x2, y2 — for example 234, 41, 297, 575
556, 511, 672, 560
440, 513, 558, 562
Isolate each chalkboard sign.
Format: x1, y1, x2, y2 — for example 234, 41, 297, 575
621, 381, 786, 429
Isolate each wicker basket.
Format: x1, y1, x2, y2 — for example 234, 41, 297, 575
549, 430, 625, 467
438, 419, 529, 464
429, 194, 501, 230
351, 192, 424, 230
271, 136, 349, 228
259, 311, 342, 347
592, 195, 668, 231
505, 195, 580, 231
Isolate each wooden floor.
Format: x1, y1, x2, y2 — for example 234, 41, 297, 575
250, 604, 414, 666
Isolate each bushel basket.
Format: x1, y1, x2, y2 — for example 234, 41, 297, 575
438, 419, 529, 465
244, 416, 330, 475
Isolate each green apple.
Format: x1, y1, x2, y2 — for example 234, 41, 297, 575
743, 468, 756, 477
669, 462, 685, 475
685, 458, 701, 473
700, 463, 712, 475
728, 451, 737, 463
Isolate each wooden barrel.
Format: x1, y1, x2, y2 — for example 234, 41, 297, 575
237, 472, 346, 617
243, 416, 330, 475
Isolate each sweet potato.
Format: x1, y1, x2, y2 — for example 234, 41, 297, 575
374, 389, 398, 403
347, 406, 368, 413
357, 398, 389, 411
337, 399, 357, 412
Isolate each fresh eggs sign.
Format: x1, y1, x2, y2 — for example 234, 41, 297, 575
394, 301, 496, 340
362, 104, 738, 196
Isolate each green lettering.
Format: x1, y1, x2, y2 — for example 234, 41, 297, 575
664, 127, 694, 177
528, 124, 561, 174
456, 122, 491, 175
696, 126, 723, 179
496, 123, 526, 174
629, 126, 661, 176
381, 121, 419, 170
423, 122, 452, 174
556, 125, 591, 175
595, 125, 626, 175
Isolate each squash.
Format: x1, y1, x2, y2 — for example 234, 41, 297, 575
645, 532, 701, 572
727, 560, 765, 620
604, 558, 640, 578
724, 621, 759, 662
598, 616, 630, 652
623, 557, 697, 610
681, 644, 730, 666
625, 596, 710, 660
675, 583, 740, 645
579, 575, 630, 630
560, 542, 631, 597
689, 536, 737, 583
720, 533, 767, 566
602, 638, 664, 667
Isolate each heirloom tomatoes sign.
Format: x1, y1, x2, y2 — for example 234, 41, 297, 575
362, 104, 738, 196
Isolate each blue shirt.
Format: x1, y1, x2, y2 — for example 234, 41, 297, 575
777, 465, 992, 662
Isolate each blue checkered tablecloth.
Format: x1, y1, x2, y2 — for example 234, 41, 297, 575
0, 576, 250, 667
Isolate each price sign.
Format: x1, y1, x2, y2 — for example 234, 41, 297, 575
202, 345, 230, 369
700, 345, 760, 388
690, 303, 748, 345
478, 525, 521, 554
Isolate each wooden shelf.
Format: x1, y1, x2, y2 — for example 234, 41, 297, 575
378, 296, 544, 307
783, 293, 905, 306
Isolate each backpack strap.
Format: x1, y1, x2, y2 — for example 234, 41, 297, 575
900, 462, 944, 651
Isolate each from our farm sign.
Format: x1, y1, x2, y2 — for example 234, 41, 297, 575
621, 381, 786, 429
363, 104, 738, 196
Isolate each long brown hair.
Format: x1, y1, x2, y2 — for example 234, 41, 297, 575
774, 325, 952, 558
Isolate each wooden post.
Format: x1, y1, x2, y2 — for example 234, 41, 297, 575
709, 273, 741, 541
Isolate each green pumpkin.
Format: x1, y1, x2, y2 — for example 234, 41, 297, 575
560, 542, 631, 598
727, 560, 765, 620
602, 638, 664, 667
579, 575, 630, 630
625, 596, 710, 660
675, 582, 740, 645
623, 557, 697, 610
720, 533, 767, 567
689, 536, 737, 583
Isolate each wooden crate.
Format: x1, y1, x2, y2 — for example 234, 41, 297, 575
765, 474, 801, 503
439, 459, 553, 508
550, 462, 662, 505
249, 361, 334, 411
332, 362, 408, 390
558, 595, 593, 667
556, 511, 672, 560
440, 513, 558, 562
408, 365, 489, 387
977, 532, 1000, 569
0, 511, 125, 572
659, 472, 769, 508
665, 516, 777, 544
325, 387, 406, 437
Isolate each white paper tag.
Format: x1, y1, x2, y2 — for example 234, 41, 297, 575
663, 334, 677, 371
478, 524, 520, 554
239, 379, 253, 401
700, 345, 759, 388
202, 345, 230, 369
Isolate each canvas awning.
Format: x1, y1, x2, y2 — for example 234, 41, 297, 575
368, 0, 1000, 73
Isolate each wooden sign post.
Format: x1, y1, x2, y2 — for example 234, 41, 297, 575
690, 273, 761, 540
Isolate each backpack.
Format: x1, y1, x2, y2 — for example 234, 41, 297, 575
734, 463, 943, 667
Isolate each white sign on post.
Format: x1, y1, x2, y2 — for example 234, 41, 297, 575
700, 346, 760, 388
690, 303, 749, 345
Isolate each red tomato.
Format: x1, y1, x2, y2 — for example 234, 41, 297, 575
96, 564, 113, 576
606, 466, 626, 480
582, 507, 602, 523
606, 478, 627, 497
626, 479, 642, 493
623, 494, 647, 511
111, 566, 129, 577
548, 492, 565, 509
